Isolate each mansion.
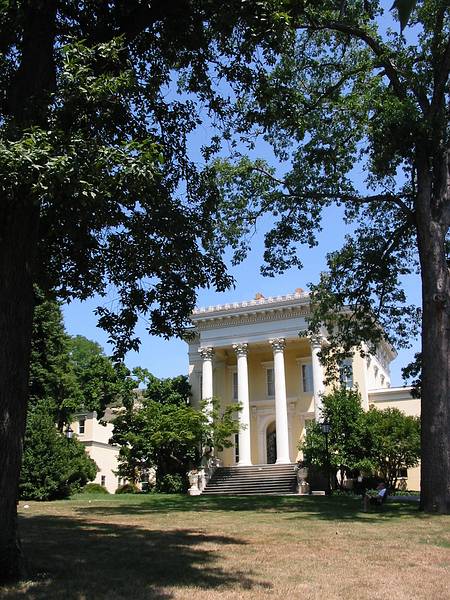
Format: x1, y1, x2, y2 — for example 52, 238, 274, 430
188, 289, 420, 489
71, 288, 421, 493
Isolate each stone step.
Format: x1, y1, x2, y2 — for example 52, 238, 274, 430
202, 464, 298, 496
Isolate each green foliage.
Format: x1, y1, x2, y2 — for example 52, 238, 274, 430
29, 290, 82, 428
401, 352, 422, 398
115, 483, 140, 495
301, 389, 421, 489
111, 376, 241, 487
82, 483, 110, 494
365, 406, 420, 488
210, 0, 448, 382
68, 335, 136, 414
391, 0, 417, 32
301, 388, 372, 486
143, 373, 193, 407
30, 293, 136, 426
0, 3, 251, 355
19, 403, 97, 500
155, 474, 187, 494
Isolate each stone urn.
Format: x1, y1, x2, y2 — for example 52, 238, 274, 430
296, 464, 310, 495
187, 470, 201, 496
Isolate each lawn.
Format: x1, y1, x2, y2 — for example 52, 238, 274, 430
1, 494, 449, 600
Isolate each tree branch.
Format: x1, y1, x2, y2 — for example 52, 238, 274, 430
297, 19, 430, 114
431, 35, 450, 119
249, 165, 415, 219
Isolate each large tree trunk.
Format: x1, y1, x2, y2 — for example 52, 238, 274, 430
0, 2, 56, 582
0, 200, 39, 582
416, 156, 450, 514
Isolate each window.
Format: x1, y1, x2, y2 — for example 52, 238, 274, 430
380, 375, 385, 386
397, 468, 408, 478
266, 368, 275, 397
374, 365, 379, 381
101, 475, 106, 487
232, 371, 238, 400
301, 363, 313, 393
234, 433, 239, 464
339, 359, 353, 388
78, 418, 85, 434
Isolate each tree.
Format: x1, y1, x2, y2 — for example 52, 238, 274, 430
301, 388, 373, 487
29, 290, 82, 429
0, 1, 250, 579
365, 406, 421, 489
19, 402, 97, 501
302, 388, 421, 490
110, 375, 241, 488
68, 335, 136, 415
212, 1, 450, 513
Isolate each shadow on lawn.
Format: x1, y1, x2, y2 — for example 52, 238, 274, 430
6, 514, 269, 600
74, 494, 423, 523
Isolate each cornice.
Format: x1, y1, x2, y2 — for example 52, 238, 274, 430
192, 292, 310, 321
193, 304, 311, 330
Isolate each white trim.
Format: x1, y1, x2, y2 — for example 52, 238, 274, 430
297, 357, 313, 394
369, 386, 415, 403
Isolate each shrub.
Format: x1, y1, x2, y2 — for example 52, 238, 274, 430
115, 483, 140, 494
155, 473, 186, 494
83, 483, 109, 494
19, 404, 97, 500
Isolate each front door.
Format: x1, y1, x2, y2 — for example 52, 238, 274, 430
266, 422, 277, 464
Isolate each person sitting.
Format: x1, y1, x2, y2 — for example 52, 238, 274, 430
363, 482, 388, 511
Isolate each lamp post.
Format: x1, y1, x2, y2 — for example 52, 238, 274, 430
65, 425, 73, 439
320, 419, 332, 496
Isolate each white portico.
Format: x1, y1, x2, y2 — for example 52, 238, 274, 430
188, 290, 395, 468
187, 290, 347, 466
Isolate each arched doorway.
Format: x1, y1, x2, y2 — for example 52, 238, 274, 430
266, 422, 277, 464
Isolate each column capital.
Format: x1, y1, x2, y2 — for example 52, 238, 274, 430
309, 334, 324, 349
199, 346, 214, 360
269, 338, 286, 353
232, 342, 248, 357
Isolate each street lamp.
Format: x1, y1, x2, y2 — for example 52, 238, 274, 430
65, 425, 73, 439
320, 419, 332, 496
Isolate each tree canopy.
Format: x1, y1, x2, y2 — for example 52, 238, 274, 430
111, 376, 241, 488
302, 387, 421, 490
208, 0, 449, 513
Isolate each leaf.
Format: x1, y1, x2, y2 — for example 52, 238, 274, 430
391, 0, 417, 32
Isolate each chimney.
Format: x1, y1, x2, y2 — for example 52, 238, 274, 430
255, 292, 265, 300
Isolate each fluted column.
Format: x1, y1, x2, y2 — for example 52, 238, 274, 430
232, 343, 252, 466
269, 338, 290, 464
310, 336, 325, 421
199, 346, 214, 421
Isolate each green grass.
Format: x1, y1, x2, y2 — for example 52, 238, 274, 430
1, 494, 449, 600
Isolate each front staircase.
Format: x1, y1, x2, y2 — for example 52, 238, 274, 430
202, 463, 297, 495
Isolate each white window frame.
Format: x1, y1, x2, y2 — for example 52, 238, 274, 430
339, 358, 354, 389
78, 418, 85, 435
261, 361, 275, 398
297, 358, 313, 394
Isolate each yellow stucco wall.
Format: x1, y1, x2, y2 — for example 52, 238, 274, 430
72, 413, 120, 494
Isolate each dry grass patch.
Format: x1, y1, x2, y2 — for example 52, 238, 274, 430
1, 494, 449, 600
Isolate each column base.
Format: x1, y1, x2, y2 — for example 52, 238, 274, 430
237, 460, 252, 467
275, 457, 291, 465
